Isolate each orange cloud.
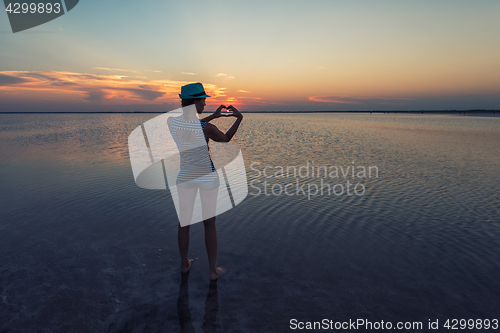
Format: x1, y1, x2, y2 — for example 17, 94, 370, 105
215, 73, 235, 80
92, 67, 140, 73
309, 95, 416, 105
0, 71, 226, 105
308, 95, 362, 104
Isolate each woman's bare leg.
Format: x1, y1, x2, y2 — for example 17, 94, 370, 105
178, 224, 193, 273
203, 217, 217, 278
203, 216, 228, 280
177, 186, 198, 273
200, 187, 228, 280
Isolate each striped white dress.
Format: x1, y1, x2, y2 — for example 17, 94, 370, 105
169, 116, 218, 186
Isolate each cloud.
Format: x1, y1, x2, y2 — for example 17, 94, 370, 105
85, 88, 164, 102
0, 70, 226, 105
93, 68, 163, 75
238, 96, 261, 100
215, 73, 235, 80
309, 95, 416, 106
308, 95, 363, 104
24, 72, 59, 81
93, 67, 140, 74
122, 88, 165, 101
0, 74, 31, 86
50, 81, 77, 86
84, 89, 108, 102
238, 90, 249, 93
181, 72, 198, 75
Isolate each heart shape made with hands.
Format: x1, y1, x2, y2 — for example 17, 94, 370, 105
220, 106, 234, 116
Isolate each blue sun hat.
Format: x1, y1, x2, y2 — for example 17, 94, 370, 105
179, 82, 211, 99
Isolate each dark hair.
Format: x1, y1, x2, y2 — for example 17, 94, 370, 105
181, 98, 202, 107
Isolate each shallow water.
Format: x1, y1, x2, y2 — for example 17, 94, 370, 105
0, 113, 499, 332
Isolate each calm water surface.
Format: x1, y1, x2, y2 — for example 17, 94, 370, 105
0, 113, 499, 332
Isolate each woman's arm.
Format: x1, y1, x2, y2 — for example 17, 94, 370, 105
204, 106, 243, 142
200, 104, 226, 123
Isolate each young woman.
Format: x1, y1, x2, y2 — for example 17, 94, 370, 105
167, 82, 243, 280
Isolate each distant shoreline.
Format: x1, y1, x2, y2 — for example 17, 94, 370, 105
0, 110, 498, 114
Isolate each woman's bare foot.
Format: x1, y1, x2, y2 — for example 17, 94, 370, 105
209, 266, 229, 281
181, 259, 193, 274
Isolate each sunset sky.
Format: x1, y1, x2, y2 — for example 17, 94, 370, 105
1, 0, 499, 112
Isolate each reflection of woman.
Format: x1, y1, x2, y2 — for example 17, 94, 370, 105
167, 82, 243, 280
177, 274, 219, 332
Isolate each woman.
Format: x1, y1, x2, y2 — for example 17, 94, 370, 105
167, 82, 243, 280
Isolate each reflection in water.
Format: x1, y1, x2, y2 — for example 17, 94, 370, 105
177, 273, 195, 333
202, 281, 219, 333
177, 273, 219, 333
1, 113, 500, 331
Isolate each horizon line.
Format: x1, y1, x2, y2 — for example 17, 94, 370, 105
0, 110, 499, 114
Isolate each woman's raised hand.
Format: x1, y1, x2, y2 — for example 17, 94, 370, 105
213, 104, 227, 118
227, 105, 242, 118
